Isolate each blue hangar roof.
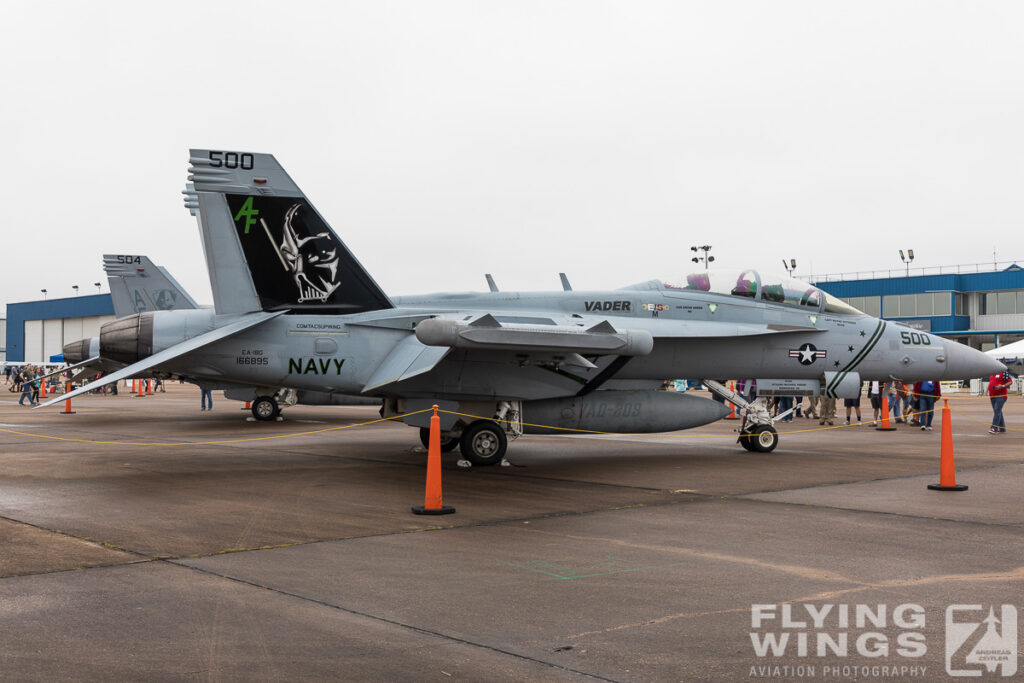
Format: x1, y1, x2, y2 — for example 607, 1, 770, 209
813, 265, 1024, 298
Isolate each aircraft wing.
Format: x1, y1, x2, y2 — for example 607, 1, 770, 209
35, 311, 286, 409
362, 335, 452, 393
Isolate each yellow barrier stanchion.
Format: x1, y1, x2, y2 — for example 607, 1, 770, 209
928, 399, 968, 491
412, 405, 455, 515
876, 394, 897, 431
61, 381, 75, 415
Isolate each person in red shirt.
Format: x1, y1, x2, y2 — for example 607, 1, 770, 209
988, 371, 1012, 434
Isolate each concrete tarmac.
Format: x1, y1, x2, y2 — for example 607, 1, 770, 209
0, 383, 1021, 681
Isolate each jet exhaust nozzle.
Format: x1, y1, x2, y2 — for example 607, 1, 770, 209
62, 337, 98, 365
99, 313, 155, 365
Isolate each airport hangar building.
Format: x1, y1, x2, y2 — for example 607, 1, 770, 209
4, 295, 114, 364
3, 263, 1024, 363
812, 262, 1024, 351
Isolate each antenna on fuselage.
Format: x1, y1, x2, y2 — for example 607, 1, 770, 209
559, 273, 572, 291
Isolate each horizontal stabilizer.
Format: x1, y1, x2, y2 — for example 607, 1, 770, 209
35, 312, 286, 409
34, 357, 100, 385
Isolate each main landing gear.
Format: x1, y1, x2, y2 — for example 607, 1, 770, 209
702, 380, 783, 453
251, 395, 280, 421
418, 428, 460, 453
388, 400, 521, 467
418, 419, 510, 466
458, 420, 508, 466
249, 389, 298, 422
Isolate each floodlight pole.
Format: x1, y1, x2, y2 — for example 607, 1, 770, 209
690, 245, 714, 270
899, 249, 915, 277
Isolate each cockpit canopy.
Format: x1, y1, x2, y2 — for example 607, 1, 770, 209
662, 269, 863, 315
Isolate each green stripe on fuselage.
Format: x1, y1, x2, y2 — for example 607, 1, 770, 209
826, 320, 886, 396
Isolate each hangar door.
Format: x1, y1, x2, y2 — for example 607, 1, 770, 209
23, 320, 43, 362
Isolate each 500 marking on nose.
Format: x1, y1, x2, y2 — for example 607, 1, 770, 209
900, 331, 931, 346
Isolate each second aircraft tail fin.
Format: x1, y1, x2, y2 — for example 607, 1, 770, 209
103, 254, 200, 318
184, 149, 393, 316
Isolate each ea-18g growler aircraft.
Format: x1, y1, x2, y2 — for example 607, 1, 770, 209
43, 149, 1004, 464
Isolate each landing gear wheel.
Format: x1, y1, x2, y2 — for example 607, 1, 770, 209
738, 429, 756, 451
418, 427, 460, 452
459, 420, 507, 466
251, 396, 280, 421
750, 425, 778, 453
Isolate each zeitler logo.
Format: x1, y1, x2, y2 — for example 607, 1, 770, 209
946, 605, 1017, 677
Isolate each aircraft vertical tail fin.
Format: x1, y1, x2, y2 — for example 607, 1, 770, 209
102, 255, 200, 318
184, 149, 393, 315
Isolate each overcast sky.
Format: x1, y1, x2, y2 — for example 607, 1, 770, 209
3, 1, 1022, 316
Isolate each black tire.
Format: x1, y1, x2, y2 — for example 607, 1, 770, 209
738, 430, 756, 451
251, 396, 280, 421
418, 427, 460, 453
459, 420, 507, 466
750, 425, 779, 453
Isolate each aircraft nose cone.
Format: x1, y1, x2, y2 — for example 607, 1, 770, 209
943, 340, 1006, 379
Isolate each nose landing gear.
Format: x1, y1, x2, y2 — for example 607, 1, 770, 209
738, 424, 779, 453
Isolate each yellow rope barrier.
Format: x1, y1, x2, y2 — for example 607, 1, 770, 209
0, 409, 433, 447
0, 391, 1017, 448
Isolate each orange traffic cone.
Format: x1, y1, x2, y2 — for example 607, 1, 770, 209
412, 405, 455, 515
135, 378, 145, 397
146, 379, 152, 395
61, 382, 76, 415
876, 393, 897, 431
724, 381, 738, 420
40, 379, 47, 399
928, 399, 967, 491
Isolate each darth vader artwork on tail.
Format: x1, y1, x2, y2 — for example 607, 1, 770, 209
226, 194, 392, 314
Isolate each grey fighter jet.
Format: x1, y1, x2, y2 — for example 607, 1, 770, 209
46, 149, 1005, 464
